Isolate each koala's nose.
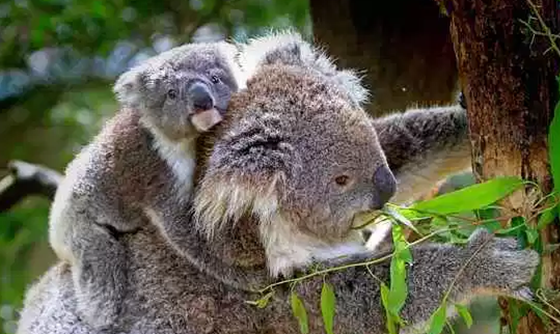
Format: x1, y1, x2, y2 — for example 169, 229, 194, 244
189, 82, 214, 111
371, 165, 397, 209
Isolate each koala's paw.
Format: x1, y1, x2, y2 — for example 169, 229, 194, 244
467, 228, 519, 251
467, 228, 540, 300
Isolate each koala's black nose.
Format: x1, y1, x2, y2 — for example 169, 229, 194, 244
189, 82, 214, 111
371, 165, 397, 209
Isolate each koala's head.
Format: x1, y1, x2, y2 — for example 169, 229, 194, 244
194, 31, 396, 276
113, 42, 245, 140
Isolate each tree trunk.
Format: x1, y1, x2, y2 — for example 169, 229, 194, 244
445, 0, 560, 333
309, 0, 458, 116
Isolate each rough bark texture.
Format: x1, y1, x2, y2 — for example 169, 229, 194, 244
310, 0, 458, 116
446, 0, 560, 332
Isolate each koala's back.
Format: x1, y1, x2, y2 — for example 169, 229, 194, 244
20, 224, 298, 334
48, 108, 172, 262
16, 263, 94, 334
66, 108, 169, 204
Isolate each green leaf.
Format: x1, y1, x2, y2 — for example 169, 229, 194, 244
384, 205, 421, 234
549, 94, 560, 215
455, 304, 473, 328
290, 291, 309, 334
410, 177, 525, 215
320, 282, 336, 334
381, 284, 398, 334
387, 224, 412, 316
508, 300, 520, 334
388, 258, 407, 314
380, 283, 390, 310
427, 304, 447, 334
525, 228, 539, 245
538, 206, 557, 230
510, 216, 528, 248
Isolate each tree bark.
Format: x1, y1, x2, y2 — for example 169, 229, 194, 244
310, 0, 458, 116
445, 0, 560, 333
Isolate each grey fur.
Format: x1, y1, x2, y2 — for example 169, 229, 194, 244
47, 41, 244, 329
18, 32, 537, 334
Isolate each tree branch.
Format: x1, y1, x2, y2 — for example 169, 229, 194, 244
0, 160, 62, 212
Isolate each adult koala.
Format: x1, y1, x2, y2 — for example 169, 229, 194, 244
17, 32, 538, 334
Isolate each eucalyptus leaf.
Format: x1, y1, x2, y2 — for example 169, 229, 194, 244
290, 291, 309, 334
508, 300, 520, 334
381, 284, 398, 334
410, 177, 525, 215
526, 228, 539, 245
549, 94, 560, 214
320, 282, 336, 334
538, 206, 557, 230
427, 304, 447, 334
384, 205, 421, 234
387, 225, 411, 316
455, 304, 473, 328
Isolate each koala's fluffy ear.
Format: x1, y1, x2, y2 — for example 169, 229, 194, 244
113, 66, 144, 109
238, 30, 369, 108
329, 69, 369, 109
238, 29, 316, 74
215, 41, 248, 90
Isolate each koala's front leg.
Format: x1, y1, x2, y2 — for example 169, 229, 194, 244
400, 229, 539, 333
293, 230, 538, 334
372, 103, 470, 204
62, 196, 136, 330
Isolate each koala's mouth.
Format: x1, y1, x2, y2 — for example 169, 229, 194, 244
351, 210, 384, 230
190, 107, 224, 132
214, 106, 227, 116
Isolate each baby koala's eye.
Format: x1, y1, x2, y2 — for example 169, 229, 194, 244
167, 89, 178, 100
210, 75, 221, 84
334, 175, 351, 187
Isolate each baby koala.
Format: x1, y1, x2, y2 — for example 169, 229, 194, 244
48, 41, 245, 329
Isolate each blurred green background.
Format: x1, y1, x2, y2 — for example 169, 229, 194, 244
0, 1, 497, 333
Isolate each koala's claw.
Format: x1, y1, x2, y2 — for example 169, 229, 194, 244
511, 286, 535, 302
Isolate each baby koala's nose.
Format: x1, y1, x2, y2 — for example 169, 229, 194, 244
371, 165, 397, 209
189, 82, 214, 111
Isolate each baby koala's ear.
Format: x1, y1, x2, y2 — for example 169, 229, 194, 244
113, 66, 145, 109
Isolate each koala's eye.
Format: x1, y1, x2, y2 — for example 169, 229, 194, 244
167, 89, 177, 100
210, 75, 221, 84
334, 175, 351, 187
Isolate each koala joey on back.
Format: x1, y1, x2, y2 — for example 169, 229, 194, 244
47, 41, 245, 329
